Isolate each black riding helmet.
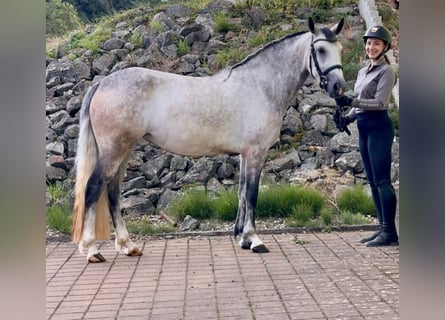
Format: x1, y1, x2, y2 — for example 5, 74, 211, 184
363, 25, 392, 51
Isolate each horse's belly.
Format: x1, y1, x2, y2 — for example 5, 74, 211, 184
147, 128, 240, 157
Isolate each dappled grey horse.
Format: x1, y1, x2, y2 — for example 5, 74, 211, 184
72, 18, 345, 262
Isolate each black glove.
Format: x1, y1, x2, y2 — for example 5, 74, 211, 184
335, 95, 353, 107
333, 109, 352, 135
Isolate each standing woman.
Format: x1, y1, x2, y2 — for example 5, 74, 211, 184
334, 25, 398, 247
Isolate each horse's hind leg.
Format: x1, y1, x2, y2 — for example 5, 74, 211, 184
108, 163, 142, 257
80, 164, 107, 262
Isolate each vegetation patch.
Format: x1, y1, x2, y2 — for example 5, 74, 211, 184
162, 182, 375, 236
336, 184, 376, 217
46, 184, 72, 235
126, 216, 176, 235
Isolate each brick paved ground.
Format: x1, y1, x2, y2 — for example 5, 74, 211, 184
46, 232, 399, 320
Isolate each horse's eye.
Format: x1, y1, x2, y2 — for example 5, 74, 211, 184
317, 47, 326, 55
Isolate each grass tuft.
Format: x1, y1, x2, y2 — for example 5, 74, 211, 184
336, 184, 376, 217
126, 217, 176, 235
46, 183, 72, 235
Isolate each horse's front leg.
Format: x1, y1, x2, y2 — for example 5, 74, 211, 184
108, 176, 142, 257
236, 152, 269, 253
234, 155, 247, 237
111, 212, 142, 257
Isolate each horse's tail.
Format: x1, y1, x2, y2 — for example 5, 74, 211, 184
71, 82, 111, 242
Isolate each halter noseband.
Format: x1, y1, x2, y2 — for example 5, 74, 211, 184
309, 36, 343, 90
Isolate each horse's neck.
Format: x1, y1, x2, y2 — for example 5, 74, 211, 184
225, 34, 311, 110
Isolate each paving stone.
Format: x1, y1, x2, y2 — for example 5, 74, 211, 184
46, 232, 399, 319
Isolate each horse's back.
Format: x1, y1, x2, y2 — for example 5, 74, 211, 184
89, 66, 281, 157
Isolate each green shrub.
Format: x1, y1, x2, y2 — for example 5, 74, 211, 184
169, 190, 214, 222
126, 217, 175, 235
46, 184, 72, 234
65, 26, 112, 54
336, 184, 376, 217
338, 210, 371, 225
320, 207, 333, 225
257, 185, 326, 218
212, 190, 239, 221
47, 204, 72, 235
287, 203, 314, 227
47, 183, 69, 205
342, 37, 364, 81
177, 39, 191, 56
151, 20, 165, 33
215, 47, 247, 69
130, 32, 144, 48
46, 0, 82, 37
248, 28, 269, 47
168, 184, 327, 224
214, 12, 237, 33
184, 0, 211, 12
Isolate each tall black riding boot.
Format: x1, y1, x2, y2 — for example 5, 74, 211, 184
366, 183, 398, 247
360, 186, 382, 243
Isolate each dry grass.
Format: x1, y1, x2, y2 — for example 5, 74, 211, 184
46, 36, 66, 53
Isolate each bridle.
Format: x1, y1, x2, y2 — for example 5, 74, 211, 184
309, 36, 343, 90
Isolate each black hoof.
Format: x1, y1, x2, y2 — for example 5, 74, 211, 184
240, 240, 251, 250
88, 253, 106, 263
252, 244, 269, 253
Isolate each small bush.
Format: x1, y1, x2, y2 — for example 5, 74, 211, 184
168, 184, 327, 224
214, 12, 237, 33
257, 185, 326, 219
185, 0, 211, 12
151, 20, 165, 33
338, 210, 371, 225
215, 47, 247, 69
177, 39, 191, 56
212, 190, 238, 221
65, 27, 112, 54
342, 37, 364, 82
126, 217, 175, 236
169, 190, 214, 222
47, 183, 69, 205
46, 0, 82, 37
287, 203, 313, 227
336, 184, 376, 217
130, 32, 144, 48
46, 183, 72, 234
320, 207, 333, 225
248, 28, 269, 47
47, 204, 72, 235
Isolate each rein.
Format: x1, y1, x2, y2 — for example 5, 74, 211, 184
309, 36, 343, 90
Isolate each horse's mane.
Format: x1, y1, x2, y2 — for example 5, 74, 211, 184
225, 30, 308, 78
224, 26, 339, 77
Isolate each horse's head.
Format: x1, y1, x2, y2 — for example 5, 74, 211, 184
308, 17, 346, 98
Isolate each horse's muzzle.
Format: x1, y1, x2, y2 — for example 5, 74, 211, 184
329, 78, 346, 98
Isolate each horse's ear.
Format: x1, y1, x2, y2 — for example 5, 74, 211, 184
331, 18, 345, 35
308, 17, 318, 34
